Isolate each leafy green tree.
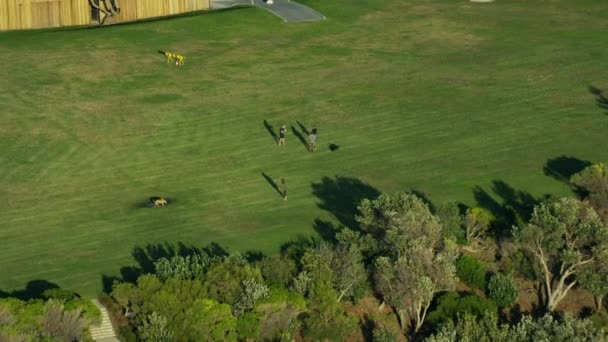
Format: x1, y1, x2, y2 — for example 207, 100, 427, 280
358, 193, 458, 333
579, 247, 608, 311
455, 255, 487, 291
464, 208, 495, 244
513, 197, 608, 311
487, 273, 518, 308
137, 312, 172, 342
373, 326, 397, 342
232, 278, 270, 316
189, 299, 237, 341
436, 202, 465, 244
425, 312, 509, 342
426, 293, 497, 331
509, 314, 607, 341
203, 260, 264, 305
571, 163, 608, 224
258, 255, 297, 288
154, 253, 212, 281
299, 248, 356, 340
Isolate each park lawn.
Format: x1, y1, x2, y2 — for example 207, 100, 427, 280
1, 0, 607, 297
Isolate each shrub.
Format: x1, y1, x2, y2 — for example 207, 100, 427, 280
42, 288, 78, 302
373, 325, 397, 342
118, 326, 137, 342
237, 312, 261, 340
488, 273, 518, 308
456, 255, 488, 291
426, 292, 497, 331
589, 310, 608, 330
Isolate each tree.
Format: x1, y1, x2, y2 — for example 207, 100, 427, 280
258, 255, 297, 288
203, 260, 264, 305
509, 314, 607, 341
232, 278, 270, 316
357, 193, 458, 333
464, 208, 494, 245
153, 253, 212, 281
298, 248, 356, 340
487, 273, 518, 308
189, 299, 238, 341
425, 312, 509, 342
578, 247, 608, 311
513, 197, 608, 311
137, 312, 172, 342
571, 163, 608, 224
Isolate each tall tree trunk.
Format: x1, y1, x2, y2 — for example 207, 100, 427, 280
596, 295, 604, 312
396, 308, 407, 333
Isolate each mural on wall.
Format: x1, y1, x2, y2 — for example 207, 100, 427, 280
89, 0, 120, 24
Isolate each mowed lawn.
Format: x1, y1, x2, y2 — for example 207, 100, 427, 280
1, 0, 607, 296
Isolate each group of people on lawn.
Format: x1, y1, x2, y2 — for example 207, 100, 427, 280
278, 125, 318, 152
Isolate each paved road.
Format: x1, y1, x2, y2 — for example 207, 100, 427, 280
211, 0, 325, 22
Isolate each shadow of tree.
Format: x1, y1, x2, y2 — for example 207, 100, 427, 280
473, 180, 548, 237
101, 241, 230, 293
312, 218, 342, 244
311, 176, 380, 230
544, 156, 592, 184
280, 234, 320, 268
589, 85, 608, 112
0, 280, 61, 300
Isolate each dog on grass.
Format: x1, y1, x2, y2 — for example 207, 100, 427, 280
153, 198, 168, 207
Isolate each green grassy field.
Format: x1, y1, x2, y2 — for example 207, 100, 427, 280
1, 0, 607, 297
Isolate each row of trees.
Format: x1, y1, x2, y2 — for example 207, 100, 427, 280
3, 162, 607, 341
0, 289, 100, 341
103, 162, 608, 340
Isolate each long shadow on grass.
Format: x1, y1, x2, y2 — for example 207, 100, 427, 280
544, 155, 593, 199
589, 85, 608, 113
544, 156, 592, 185
101, 241, 229, 293
311, 176, 380, 231
0, 280, 61, 300
296, 121, 309, 135
291, 125, 309, 151
263, 120, 278, 143
262, 172, 284, 199
473, 180, 550, 238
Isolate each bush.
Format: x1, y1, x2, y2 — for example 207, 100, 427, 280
373, 325, 397, 342
456, 255, 488, 291
589, 310, 608, 330
237, 312, 262, 340
42, 288, 78, 302
118, 326, 137, 342
426, 292, 497, 331
488, 273, 518, 308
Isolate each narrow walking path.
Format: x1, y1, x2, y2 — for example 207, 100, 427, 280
210, 0, 325, 22
90, 299, 119, 342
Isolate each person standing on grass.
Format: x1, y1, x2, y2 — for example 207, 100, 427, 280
281, 177, 287, 200
309, 125, 317, 152
279, 125, 286, 146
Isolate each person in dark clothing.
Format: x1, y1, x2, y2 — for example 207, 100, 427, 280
279, 125, 286, 146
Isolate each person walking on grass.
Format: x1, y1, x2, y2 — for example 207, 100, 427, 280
281, 177, 287, 200
278, 125, 286, 146
309, 125, 317, 152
